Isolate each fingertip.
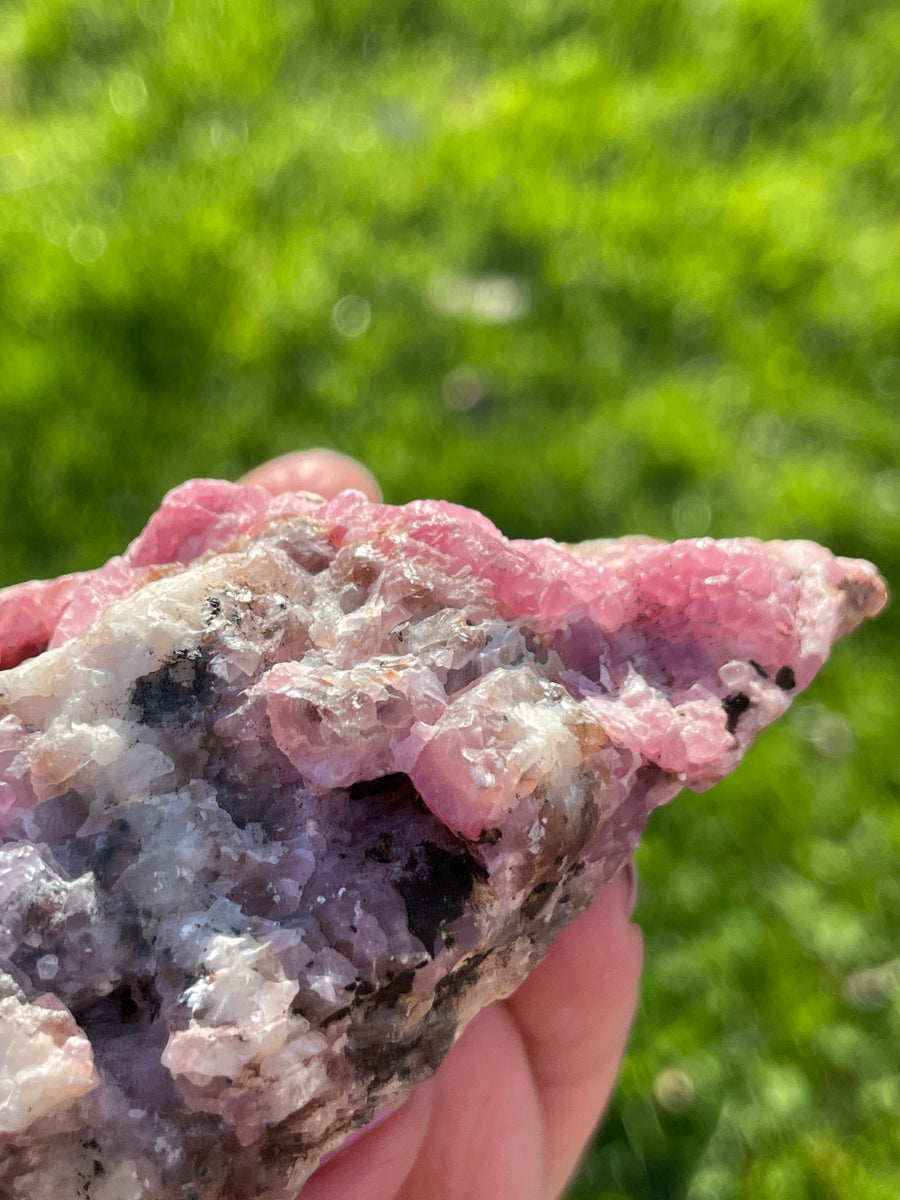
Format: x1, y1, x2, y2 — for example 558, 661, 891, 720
503, 870, 644, 1198
240, 449, 382, 502
297, 1084, 433, 1200
505, 868, 644, 1092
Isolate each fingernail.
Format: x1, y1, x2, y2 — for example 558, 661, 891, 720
621, 857, 639, 916
239, 449, 382, 502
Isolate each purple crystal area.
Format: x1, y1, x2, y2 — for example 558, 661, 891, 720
0, 481, 887, 1199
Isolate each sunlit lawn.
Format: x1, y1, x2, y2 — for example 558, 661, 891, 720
1, 2, 898, 1196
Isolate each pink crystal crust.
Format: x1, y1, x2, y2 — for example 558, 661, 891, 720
0, 481, 887, 1199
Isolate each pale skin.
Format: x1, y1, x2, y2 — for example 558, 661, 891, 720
240, 450, 645, 1200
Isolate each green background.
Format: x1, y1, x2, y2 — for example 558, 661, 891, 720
1, 2, 898, 1196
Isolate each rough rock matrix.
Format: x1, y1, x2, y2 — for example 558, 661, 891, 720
0, 481, 887, 1200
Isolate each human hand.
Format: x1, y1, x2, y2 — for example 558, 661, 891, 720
241, 450, 645, 1200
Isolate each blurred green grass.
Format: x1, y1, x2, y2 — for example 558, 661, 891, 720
1, 1, 898, 1196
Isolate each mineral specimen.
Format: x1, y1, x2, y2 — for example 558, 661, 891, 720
0, 480, 887, 1200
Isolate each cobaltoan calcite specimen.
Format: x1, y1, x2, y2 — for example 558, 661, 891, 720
0, 480, 887, 1200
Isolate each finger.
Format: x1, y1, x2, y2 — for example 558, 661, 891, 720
396, 1003, 544, 1200
297, 1081, 433, 1200
240, 449, 382, 501
503, 868, 644, 1198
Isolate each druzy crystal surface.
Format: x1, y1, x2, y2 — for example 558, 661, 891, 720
0, 481, 887, 1200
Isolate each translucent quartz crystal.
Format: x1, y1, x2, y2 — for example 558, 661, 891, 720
0, 481, 887, 1199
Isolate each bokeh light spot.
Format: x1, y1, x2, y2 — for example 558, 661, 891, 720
68, 225, 107, 264
744, 412, 788, 457
672, 494, 711, 537
843, 958, 900, 1011
331, 295, 372, 338
109, 72, 148, 117
442, 366, 486, 412
652, 1067, 696, 1114
874, 468, 900, 514
137, 0, 173, 27
793, 702, 856, 758
428, 274, 530, 324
